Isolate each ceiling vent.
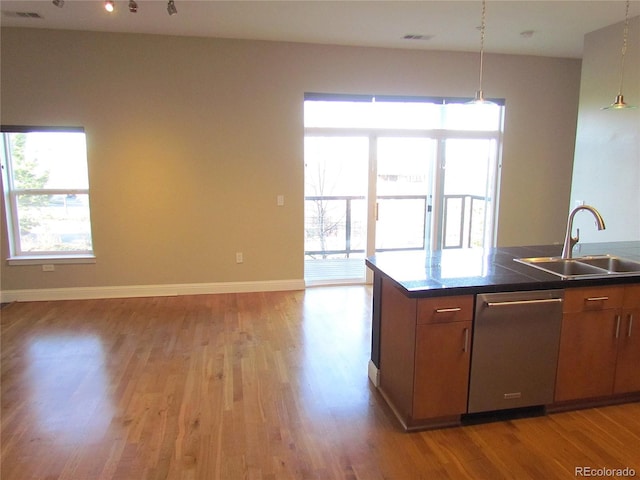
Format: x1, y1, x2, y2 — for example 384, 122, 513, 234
403, 34, 435, 41
2, 11, 44, 19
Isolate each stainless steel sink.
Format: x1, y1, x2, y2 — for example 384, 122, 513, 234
514, 255, 640, 279
575, 255, 640, 273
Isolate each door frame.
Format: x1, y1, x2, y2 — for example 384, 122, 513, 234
305, 125, 504, 284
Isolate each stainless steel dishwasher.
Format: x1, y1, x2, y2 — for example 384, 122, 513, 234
467, 289, 564, 414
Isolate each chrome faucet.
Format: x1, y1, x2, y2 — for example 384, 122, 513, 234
561, 205, 606, 259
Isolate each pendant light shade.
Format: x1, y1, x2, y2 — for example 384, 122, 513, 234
603, 0, 637, 110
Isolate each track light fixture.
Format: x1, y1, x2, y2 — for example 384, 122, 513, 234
54, 0, 177, 16
602, 0, 637, 110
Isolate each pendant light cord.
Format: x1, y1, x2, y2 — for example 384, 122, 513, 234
617, 0, 630, 96
478, 0, 487, 95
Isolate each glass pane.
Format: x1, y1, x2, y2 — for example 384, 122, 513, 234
377, 138, 433, 195
376, 198, 426, 250
304, 198, 367, 255
16, 194, 93, 252
304, 137, 368, 197
304, 137, 368, 257
444, 139, 493, 196
376, 137, 434, 251
305, 101, 441, 129
442, 139, 495, 249
8, 132, 89, 190
305, 100, 502, 131
469, 198, 487, 248
444, 196, 463, 248
443, 103, 502, 131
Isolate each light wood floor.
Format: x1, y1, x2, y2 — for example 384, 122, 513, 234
1, 286, 639, 479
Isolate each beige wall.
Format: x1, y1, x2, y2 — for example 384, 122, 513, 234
570, 16, 640, 243
1, 28, 581, 294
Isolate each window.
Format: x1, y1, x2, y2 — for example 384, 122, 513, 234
303, 94, 504, 284
1, 126, 94, 263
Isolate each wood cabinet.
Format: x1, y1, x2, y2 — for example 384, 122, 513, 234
374, 266, 640, 427
413, 320, 472, 419
615, 285, 640, 393
555, 285, 640, 402
379, 277, 473, 428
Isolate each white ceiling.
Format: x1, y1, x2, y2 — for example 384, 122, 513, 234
2, 0, 639, 58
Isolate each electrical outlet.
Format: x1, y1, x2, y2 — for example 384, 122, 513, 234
277, 195, 285, 206
236, 252, 243, 264
42, 264, 55, 272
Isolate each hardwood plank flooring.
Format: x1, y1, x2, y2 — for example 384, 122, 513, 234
1, 286, 639, 479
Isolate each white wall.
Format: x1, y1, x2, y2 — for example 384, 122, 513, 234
571, 16, 640, 242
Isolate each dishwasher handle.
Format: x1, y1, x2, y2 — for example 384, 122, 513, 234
485, 298, 563, 308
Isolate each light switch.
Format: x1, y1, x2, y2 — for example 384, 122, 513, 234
277, 195, 285, 206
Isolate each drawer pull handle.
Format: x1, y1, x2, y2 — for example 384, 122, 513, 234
435, 307, 462, 313
463, 328, 469, 353
629, 314, 634, 338
615, 315, 621, 339
586, 296, 609, 302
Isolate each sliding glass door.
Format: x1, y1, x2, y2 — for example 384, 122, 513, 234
304, 136, 369, 283
303, 95, 504, 284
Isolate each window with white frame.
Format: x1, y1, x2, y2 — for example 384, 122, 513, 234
1, 126, 94, 262
303, 94, 505, 283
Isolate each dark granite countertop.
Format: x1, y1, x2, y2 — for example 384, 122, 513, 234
365, 241, 640, 297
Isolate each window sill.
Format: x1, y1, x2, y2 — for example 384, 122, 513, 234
7, 255, 96, 266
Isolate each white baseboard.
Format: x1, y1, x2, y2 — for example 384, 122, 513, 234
368, 359, 380, 387
0, 279, 306, 303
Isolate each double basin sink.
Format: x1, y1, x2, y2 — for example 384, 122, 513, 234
515, 254, 640, 280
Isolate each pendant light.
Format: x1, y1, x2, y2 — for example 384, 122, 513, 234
469, 0, 494, 104
602, 0, 637, 110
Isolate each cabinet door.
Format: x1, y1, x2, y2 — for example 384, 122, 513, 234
555, 310, 618, 402
379, 278, 417, 420
614, 308, 640, 394
413, 321, 471, 419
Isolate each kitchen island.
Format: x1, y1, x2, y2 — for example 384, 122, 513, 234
365, 241, 640, 430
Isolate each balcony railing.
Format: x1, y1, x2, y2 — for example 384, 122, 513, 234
304, 193, 488, 257
304, 195, 367, 258
442, 194, 489, 249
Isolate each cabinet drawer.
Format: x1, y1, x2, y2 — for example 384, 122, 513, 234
563, 286, 624, 313
417, 295, 474, 324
